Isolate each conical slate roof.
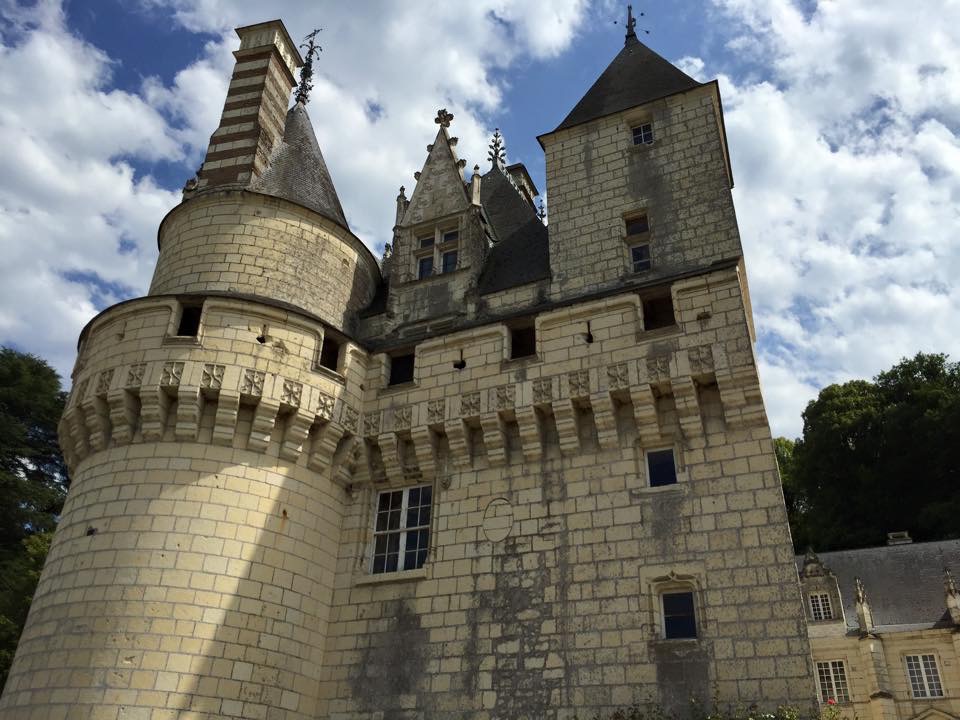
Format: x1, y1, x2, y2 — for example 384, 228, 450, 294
553, 35, 701, 133
250, 102, 349, 229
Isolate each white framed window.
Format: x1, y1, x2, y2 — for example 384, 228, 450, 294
905, 654, 944, 698
371, 484, 432, 574
647, 448, 677, 487
632, 122, 654, 145
816, 660, 850, 704
661, 590, 697, 639
810, 592, 833, 621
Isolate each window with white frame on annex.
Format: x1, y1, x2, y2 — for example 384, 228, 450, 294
905, 654, 944, 698
625, 213, 651, 273
809, 592, 833, 621
816, 660, 850, 704
632, 122, 654, 146
371, 484, 432, 574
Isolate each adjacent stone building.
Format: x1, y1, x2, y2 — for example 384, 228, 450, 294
0, 17, 816, 720
799, 538, 960, 720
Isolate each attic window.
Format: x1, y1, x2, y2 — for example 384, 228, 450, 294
626, 213, 651, 273
414, 225, 459, 280
632, 122, 654, 146
642, 294, 675, 331
176, 302, 203, 337
510, 325, 536, 360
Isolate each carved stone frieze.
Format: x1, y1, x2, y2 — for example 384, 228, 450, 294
201, 363, 225, 390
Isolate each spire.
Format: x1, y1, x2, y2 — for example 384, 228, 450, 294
625, 5, 637, 43
488, 129, 506, 168
946, 567, 960, 626
294, 29, 322, 105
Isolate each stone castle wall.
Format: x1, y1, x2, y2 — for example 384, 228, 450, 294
150, 193, 379, 334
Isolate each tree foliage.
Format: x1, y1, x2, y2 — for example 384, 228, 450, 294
0, 348, 68, 689
781, 352, 960, 551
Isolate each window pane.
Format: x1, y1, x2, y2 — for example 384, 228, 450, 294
662, 591, 696, 639
831, 661, 850, 703
418, 256, 433, 279
442, 230, 459, 244
648, 449, 677, 487
419, 235, 434, 248
922, 655, 943, 696
631, 244, 651, 272
442, 250, 458, 273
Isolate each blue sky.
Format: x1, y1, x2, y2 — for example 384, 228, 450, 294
1, 0, 959, 438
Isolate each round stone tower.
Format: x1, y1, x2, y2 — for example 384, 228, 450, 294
0, 20, 378, 720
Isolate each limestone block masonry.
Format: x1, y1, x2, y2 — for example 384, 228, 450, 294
0, 16, 816, 720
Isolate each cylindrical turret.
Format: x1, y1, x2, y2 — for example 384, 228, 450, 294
0, 19, 372, 720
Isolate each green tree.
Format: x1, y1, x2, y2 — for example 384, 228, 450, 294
0, 347, 68, 688
781, 352, 960, 551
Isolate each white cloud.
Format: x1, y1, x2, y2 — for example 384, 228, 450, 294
705, 0, 960, 436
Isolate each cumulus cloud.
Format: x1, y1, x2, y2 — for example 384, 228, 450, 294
703, 0, 960, 436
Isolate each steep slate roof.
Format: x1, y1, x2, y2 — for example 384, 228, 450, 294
250, 102, 349, 229
795, 540, 960, 630
553, 35, 701, 133
477, 166, 550, 295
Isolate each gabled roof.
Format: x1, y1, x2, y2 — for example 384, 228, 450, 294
477, 166, 550, 295
795, 540, 960, 630
250, 102, 349, 229
552, 35, 701, 133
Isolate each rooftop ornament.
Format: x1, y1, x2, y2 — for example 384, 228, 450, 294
435, 108, 454, 128
294, 28, 323, 105
488, 128, 506, 167
619, 5, 650, 43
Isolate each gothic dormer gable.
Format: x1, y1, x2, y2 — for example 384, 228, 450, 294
401, 110, 470, 227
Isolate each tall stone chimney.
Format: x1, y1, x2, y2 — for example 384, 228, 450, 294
195, 20, 302, 190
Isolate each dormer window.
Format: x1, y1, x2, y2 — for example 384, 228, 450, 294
632, 122, 654, 145
413, 224, 460, 279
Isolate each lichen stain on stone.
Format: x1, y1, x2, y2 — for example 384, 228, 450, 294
349, 599, 430, 717
652, 639, 713, 715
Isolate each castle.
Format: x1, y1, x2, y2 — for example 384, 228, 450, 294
0, 17, 818, 719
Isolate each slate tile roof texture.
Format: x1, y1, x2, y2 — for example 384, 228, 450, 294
552, 35, 701, 133
250, 102, 349, 230
795, 540, 960, 630
477, 165, 550, 295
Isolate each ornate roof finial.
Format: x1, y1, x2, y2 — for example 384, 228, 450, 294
537, 198, 547, 222
946, 568, 958, 596
295, 29, 323, 105
620, 5, 649, 44
488, 128, 506, 167
800, 547, 827, 578
434, 108, 454, 128
946, 567, 960, 626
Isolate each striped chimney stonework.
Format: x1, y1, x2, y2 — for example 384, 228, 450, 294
196, 21, 302, 190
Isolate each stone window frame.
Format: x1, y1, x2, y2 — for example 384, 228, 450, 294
816, 659, 851, 704
316, 327, 346, 377
646, 446, 678, 488
809, 592, 833, 621
368, 483, 433, 575
623, 211, 652, 275
646, 571, 703, 643
412, 222, 460, 280
163, 297, 205, 345
904, 653, 945, 699
632, 121, 654, 146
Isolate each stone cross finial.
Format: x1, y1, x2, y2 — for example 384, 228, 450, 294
488, 128, 506, 167
435, 108, 454, 128
537, 198, 547, 221
295, 29, 323, 105
625, 5, 637, 40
